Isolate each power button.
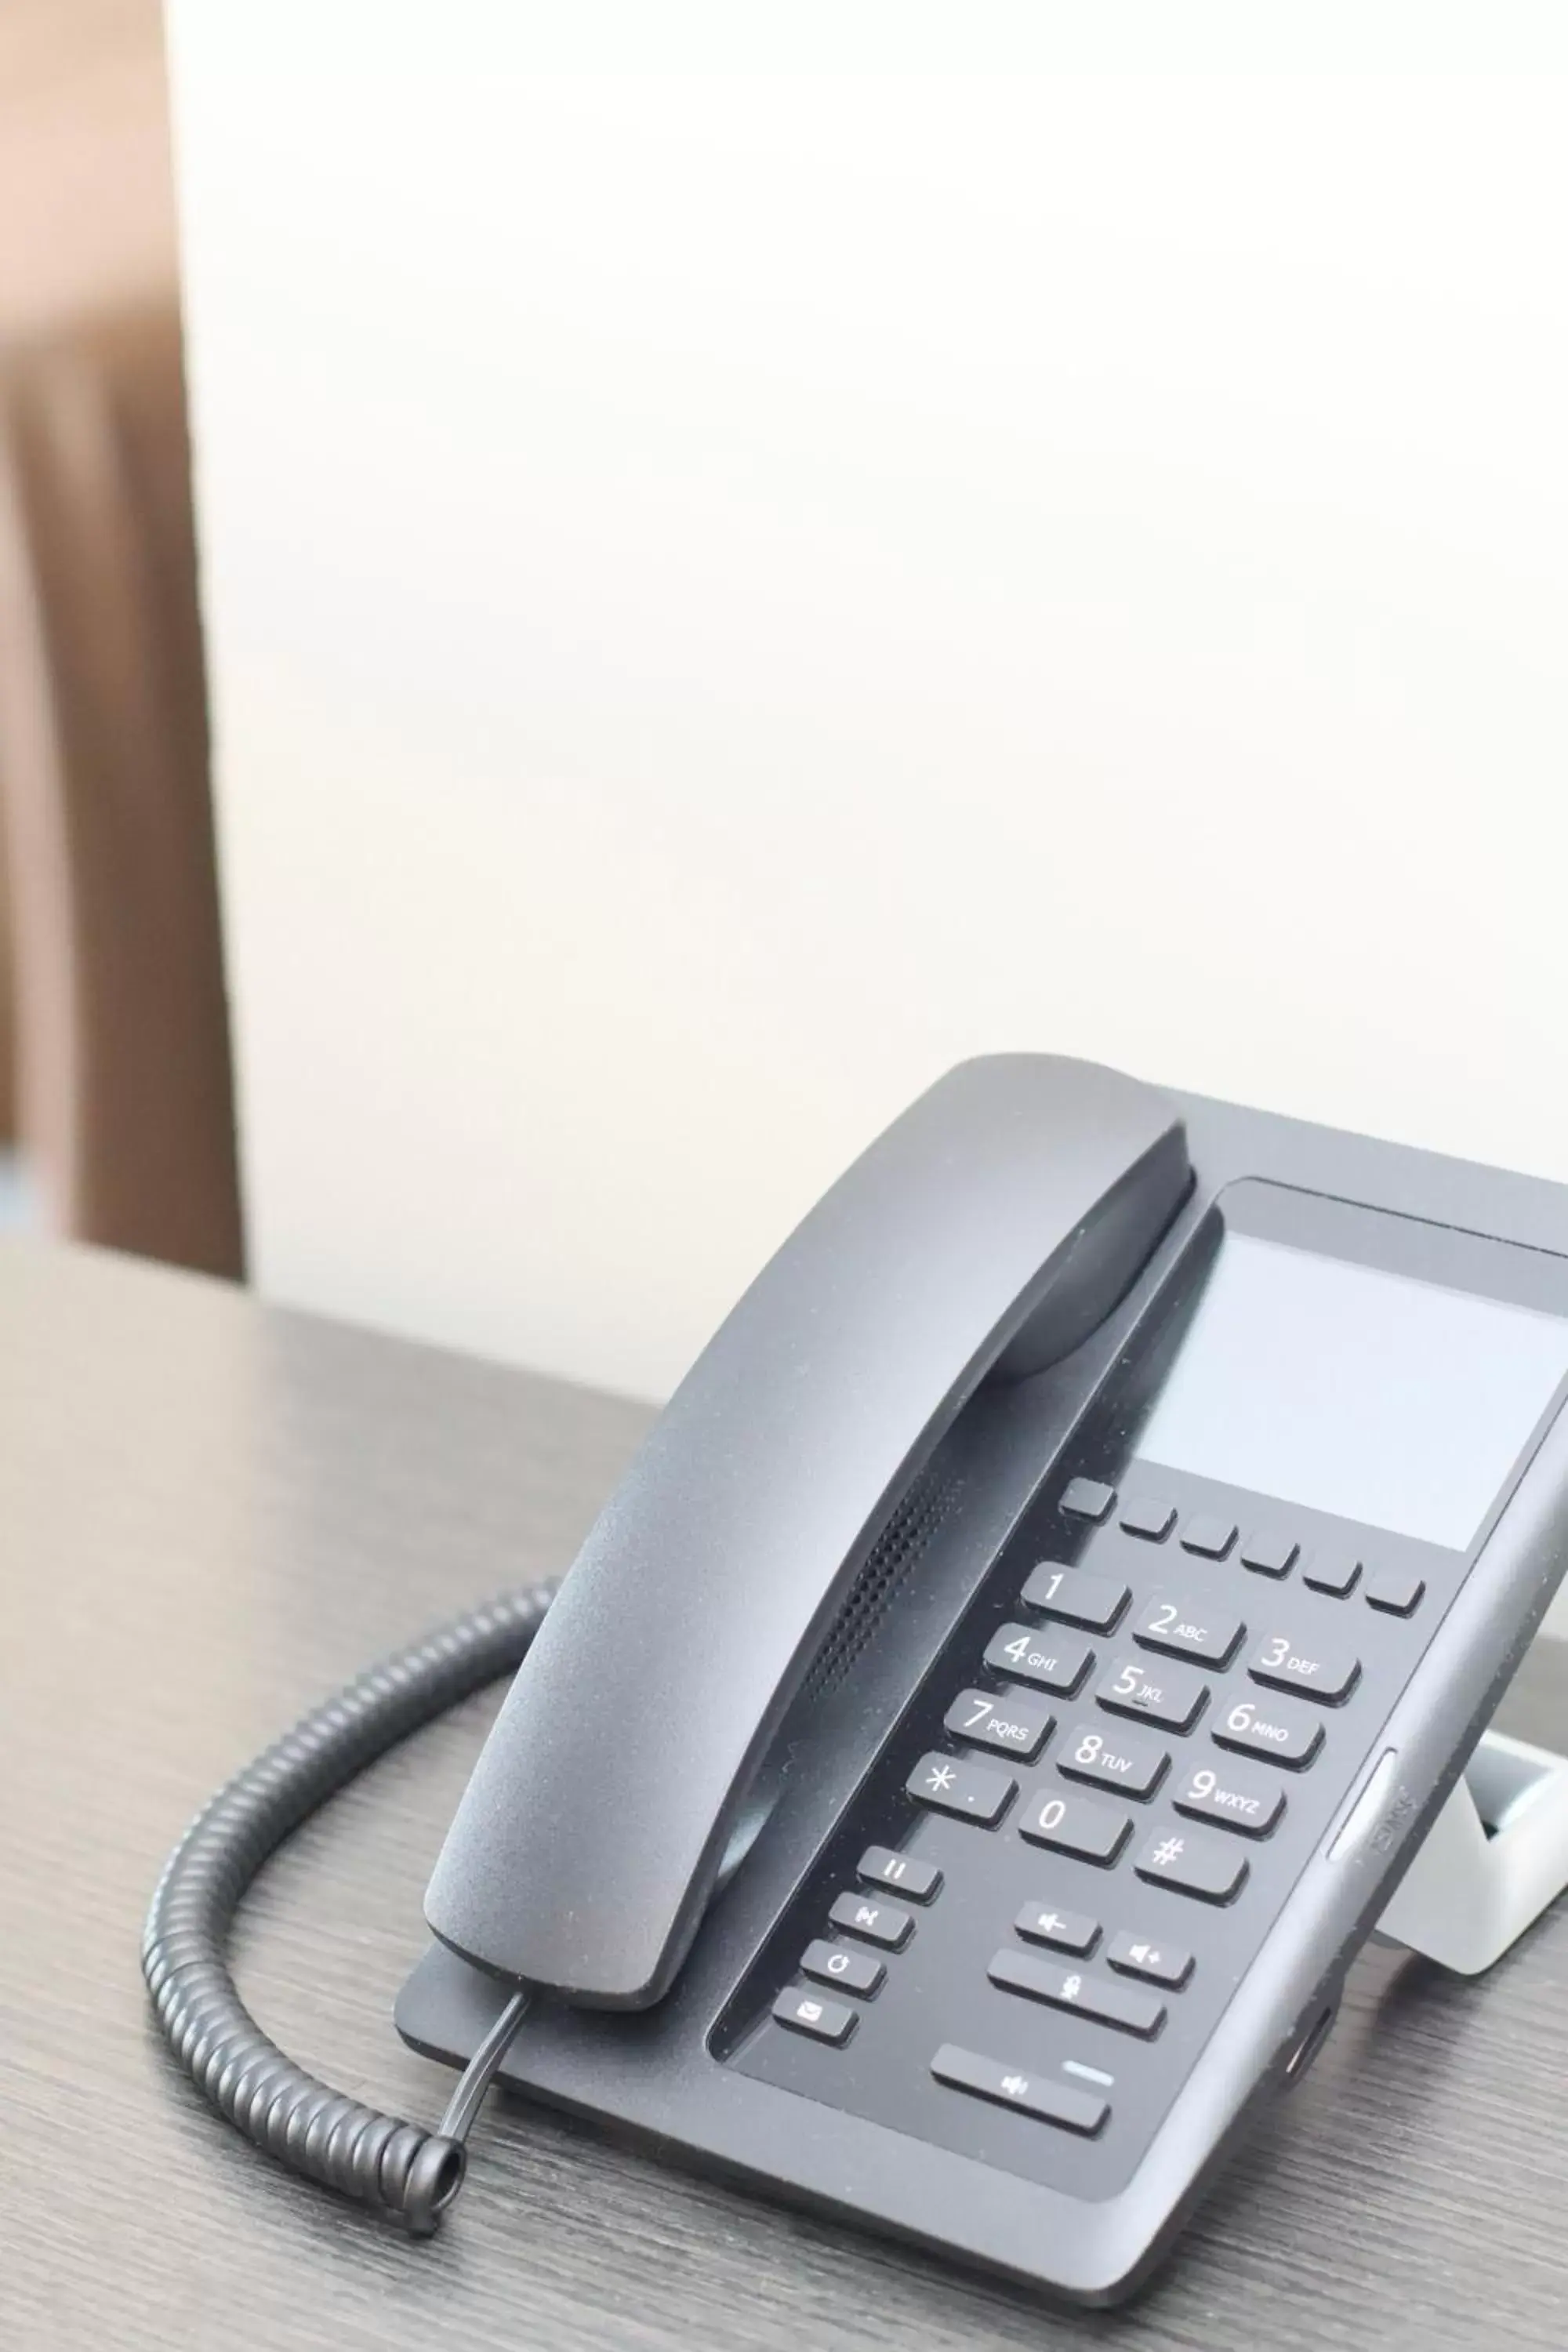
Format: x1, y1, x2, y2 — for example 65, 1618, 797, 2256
1329, 1748, 1400, 1864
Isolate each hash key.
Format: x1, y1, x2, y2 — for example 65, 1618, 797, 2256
906, 1750, 1016, 1825
1021, 1563, 1131, 1632
1133, 1825, 1249, 1904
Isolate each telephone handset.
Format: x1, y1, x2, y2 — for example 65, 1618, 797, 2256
423, 1055, 1189, 2005
147, 1055, 1568, 2303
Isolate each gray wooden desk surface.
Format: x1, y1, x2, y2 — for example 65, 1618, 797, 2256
2, 1243, 1564, 2351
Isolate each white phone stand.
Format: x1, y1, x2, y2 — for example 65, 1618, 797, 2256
1377, 1726, 1568, 1976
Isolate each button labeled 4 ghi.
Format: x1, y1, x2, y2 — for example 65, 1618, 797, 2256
983, 1623, 1094, 1695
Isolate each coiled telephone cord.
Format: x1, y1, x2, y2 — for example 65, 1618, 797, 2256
141, 1583, 555, 2234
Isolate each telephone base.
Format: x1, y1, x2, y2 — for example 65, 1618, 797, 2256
1375, 1729, 1568, 1976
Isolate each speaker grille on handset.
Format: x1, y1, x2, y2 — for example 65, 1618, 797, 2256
804, 1468, 964, 1700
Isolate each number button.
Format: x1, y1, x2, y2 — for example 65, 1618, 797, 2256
1058, 1720, 1170, 1799
828, 1893, 914, 1948
944, 1688, 1053, 1761
1134, 1592, 1244, 1668
905, 1751, 1017, 1824
1248, 1632, 1361, 1704
1020, 1564, 1131, 1631
1214, 1691, 1324, 1768
1097, 1653, 1209, 1733
1015, 1903, 1100, 1955
1173, 1757, 1286, 1837
1132, 1825, 1249, 1904
1018, 1787, 1133, 1864
982, 1624, 1094, 1694
800, 1940, 885, 1996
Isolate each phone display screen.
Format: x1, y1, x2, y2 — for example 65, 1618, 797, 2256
1138, 1230, 1568, 1548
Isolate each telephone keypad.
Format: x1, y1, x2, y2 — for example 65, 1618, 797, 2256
988, 1947, 1167, 2038
858, 1846, 942, 1902
1020, 1563, 1131, 1631
1132, 1825, 1249, 1904
982, 1623, 1094, 1693
1057, 1719, 1170, 1800
1096, 1653, 1208, 1733
1014, 1901, 1100, 1955
906, 1751, 1018, 1824
1134, 1592, 1244, 1668
800, 1940, 885, 1996
829, 1893, 915, 1949
1018, 1786, 1133, 1864
739, 1456, 1451, 2205
944, 1688, 1054, 1761
1247, 1631, 1362, 1704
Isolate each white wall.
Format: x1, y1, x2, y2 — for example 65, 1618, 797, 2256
169, 22, 1568, 1446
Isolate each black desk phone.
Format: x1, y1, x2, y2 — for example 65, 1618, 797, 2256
146, 1057, 1568, 2303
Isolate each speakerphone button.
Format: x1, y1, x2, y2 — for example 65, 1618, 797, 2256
931, 2044, 1109, 2136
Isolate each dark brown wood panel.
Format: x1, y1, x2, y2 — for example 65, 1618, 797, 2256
2, 1242, 1564, 2350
